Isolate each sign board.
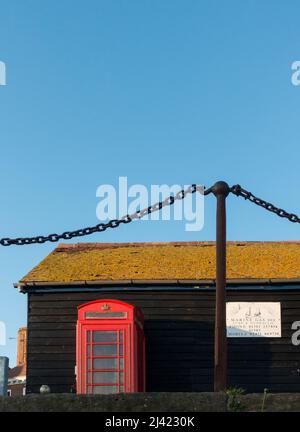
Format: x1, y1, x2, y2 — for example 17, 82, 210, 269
226, 302, 281, 337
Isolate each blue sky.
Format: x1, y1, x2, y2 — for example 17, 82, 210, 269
0, 0, 300, 363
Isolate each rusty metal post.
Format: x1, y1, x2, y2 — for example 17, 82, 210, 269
212, 181, 230, 392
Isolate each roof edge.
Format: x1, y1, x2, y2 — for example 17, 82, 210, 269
14, 277, 300, 292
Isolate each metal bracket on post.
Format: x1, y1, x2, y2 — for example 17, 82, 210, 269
212, 181, 230, 392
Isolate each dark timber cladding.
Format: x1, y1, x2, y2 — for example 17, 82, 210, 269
26, 287, 300, 394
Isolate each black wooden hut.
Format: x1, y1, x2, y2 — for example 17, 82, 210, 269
15, 241, 300, 394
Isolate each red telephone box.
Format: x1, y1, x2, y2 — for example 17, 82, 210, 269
76, 299, 145, 394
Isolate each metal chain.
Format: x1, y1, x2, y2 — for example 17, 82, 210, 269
2, 181, 297, 247
0, 184, 206, 246
230, 184, 300, 223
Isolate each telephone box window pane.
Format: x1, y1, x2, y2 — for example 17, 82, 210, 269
93, 331, 118, 342
119, 344, 123, 356
120, 331, 123, 342
120, 386, 124, 392
85, 312, 127, 319
93, 344, 118, 356
91, 385, 118, 394
87, 386, 118, 395
87, 331, 91, 343
93, 358, 118, 370
88, 372, 118, 384
120, 358, 124, 370
120, 372, 124, 384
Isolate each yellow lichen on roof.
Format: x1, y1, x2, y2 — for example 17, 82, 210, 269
19, 241, 300, 283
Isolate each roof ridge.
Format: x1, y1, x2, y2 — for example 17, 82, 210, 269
54, 241, 300, 252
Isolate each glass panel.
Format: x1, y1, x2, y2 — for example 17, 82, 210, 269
120, 386, 124, 392
120, 358, 124, 370
119, 344, 123, 356
88, 372, 118, 384
87, 331, 91, 342
120, 331, 123, 342
92, 385, 118, 394
120, 372, 124, 385
93, 331, 117, 342
93, 358, 118, 370
93, 344, 118, 356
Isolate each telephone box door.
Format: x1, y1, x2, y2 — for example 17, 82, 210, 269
82, 325, 130, 394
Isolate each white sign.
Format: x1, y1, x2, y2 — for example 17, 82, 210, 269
226, 302, 281, 338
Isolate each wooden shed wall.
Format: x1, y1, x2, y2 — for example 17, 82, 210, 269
26, 289, 300, 394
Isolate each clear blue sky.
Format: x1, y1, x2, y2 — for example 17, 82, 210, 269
0, 0, 300, 364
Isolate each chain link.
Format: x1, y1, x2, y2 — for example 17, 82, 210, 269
230, 184, 300, 223
0, 184, 205, 246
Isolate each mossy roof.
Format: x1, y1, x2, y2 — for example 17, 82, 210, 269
19, 241, 300, 285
